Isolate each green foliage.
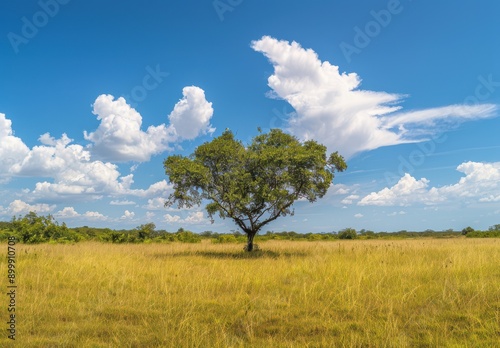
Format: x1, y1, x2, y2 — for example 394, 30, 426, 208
5, 211, 494, 245
10, 212, 81, 244
200, 230, 219, 238
338, 228, 357, 240
462, 226, 474, 235
174, 230, 202, 243
212, 234, 239, 244
307, 233, 324, 241
164, 128, 346, 250
488, 224, 500, 231
135, 223, 156, 240
465, 230, 500, 238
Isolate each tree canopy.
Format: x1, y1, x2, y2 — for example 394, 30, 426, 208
164, 129, 347, 251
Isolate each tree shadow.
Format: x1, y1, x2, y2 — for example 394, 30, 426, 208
191, 249, 309, 259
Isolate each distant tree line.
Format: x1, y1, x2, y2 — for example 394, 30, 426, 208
0, 212, 499, 244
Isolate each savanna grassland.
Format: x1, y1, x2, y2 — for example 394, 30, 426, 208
1, 239, 499, 347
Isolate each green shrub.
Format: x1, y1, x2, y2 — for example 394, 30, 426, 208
466, 231, 500, 238
174, 231, 201, 243
212, 234, 239, 243
338, 228, 357, 240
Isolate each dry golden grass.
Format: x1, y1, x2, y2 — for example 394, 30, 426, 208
1, 239, 499, 347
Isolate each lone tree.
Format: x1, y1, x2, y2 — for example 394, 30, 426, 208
164, 129, 347, 251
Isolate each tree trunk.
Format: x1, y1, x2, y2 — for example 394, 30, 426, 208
246, 232, 256, 252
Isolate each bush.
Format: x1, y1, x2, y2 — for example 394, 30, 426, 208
462, 226, 474, 235
466, 231, 500, 238
307, 233, 324, 241
212, 234, 239, 243
338, 228, 357, 240
174, 231, 201, 243
11, 212, 81, 244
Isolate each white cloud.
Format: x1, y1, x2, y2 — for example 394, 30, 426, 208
358, 174, 430, 206
110, 200, 136, 206
163, 211, 209, 225
359, 161, 500, 206
327, 183, 351, 196
184, 211, 206, 224
341, 194, 360, 205
0, 125, 134, 202
251, 36, 497, 158
429, 161, 500, 201
164, 213, 181, 223
0, 87, 212, 216
0, 113, 30, 176
54, 207, 108, 221
388, 211, 407, 217
84, 87, 214, 162
145, 197, 166, 210
121, 210, 135, 219
6, 200, 55, 215
168, 86, 215, 140
83, 211, 107, 220
479, 195, 500, 202
354, 213, 363, 218
0, 113, 173, 203
84, 94, 176, 162
55, 207, 80, 218
130, 180, 173, 198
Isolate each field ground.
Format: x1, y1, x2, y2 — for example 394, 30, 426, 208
1, 239, 499, 347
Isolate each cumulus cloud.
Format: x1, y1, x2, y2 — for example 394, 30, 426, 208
163, 211, 209, 225
0, 124, 135, 202
84, 87, 214, 162
130, 180, 173, 198
168, 86, 215, 140
110, 200, 136, 206
164, 213, 181, 223
55, 206, 80, 218
5, 200, 55, 215
184, 211, 206, 224
341, 194, 360, 205
54, 207, 108, 221
358, 161, 500, 206
121, 210, 135, 219
145, 197, 166, 210
1, 111, 175, 205
83, 211, 107, 220
251, 36, 497, 158
0, 113, 30, 176
1, 86, 213, 221
388, 211, 407, 217
359, 174, 430, 206
84, 94, 176, 162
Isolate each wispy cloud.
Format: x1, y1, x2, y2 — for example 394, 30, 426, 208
251, 36, 497, 158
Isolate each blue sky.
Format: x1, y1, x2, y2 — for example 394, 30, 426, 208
1, 0, 499, 232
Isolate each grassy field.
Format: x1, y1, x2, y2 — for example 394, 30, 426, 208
1, 239, 499, 347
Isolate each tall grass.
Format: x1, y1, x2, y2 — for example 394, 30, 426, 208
1, 239, 499, 347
